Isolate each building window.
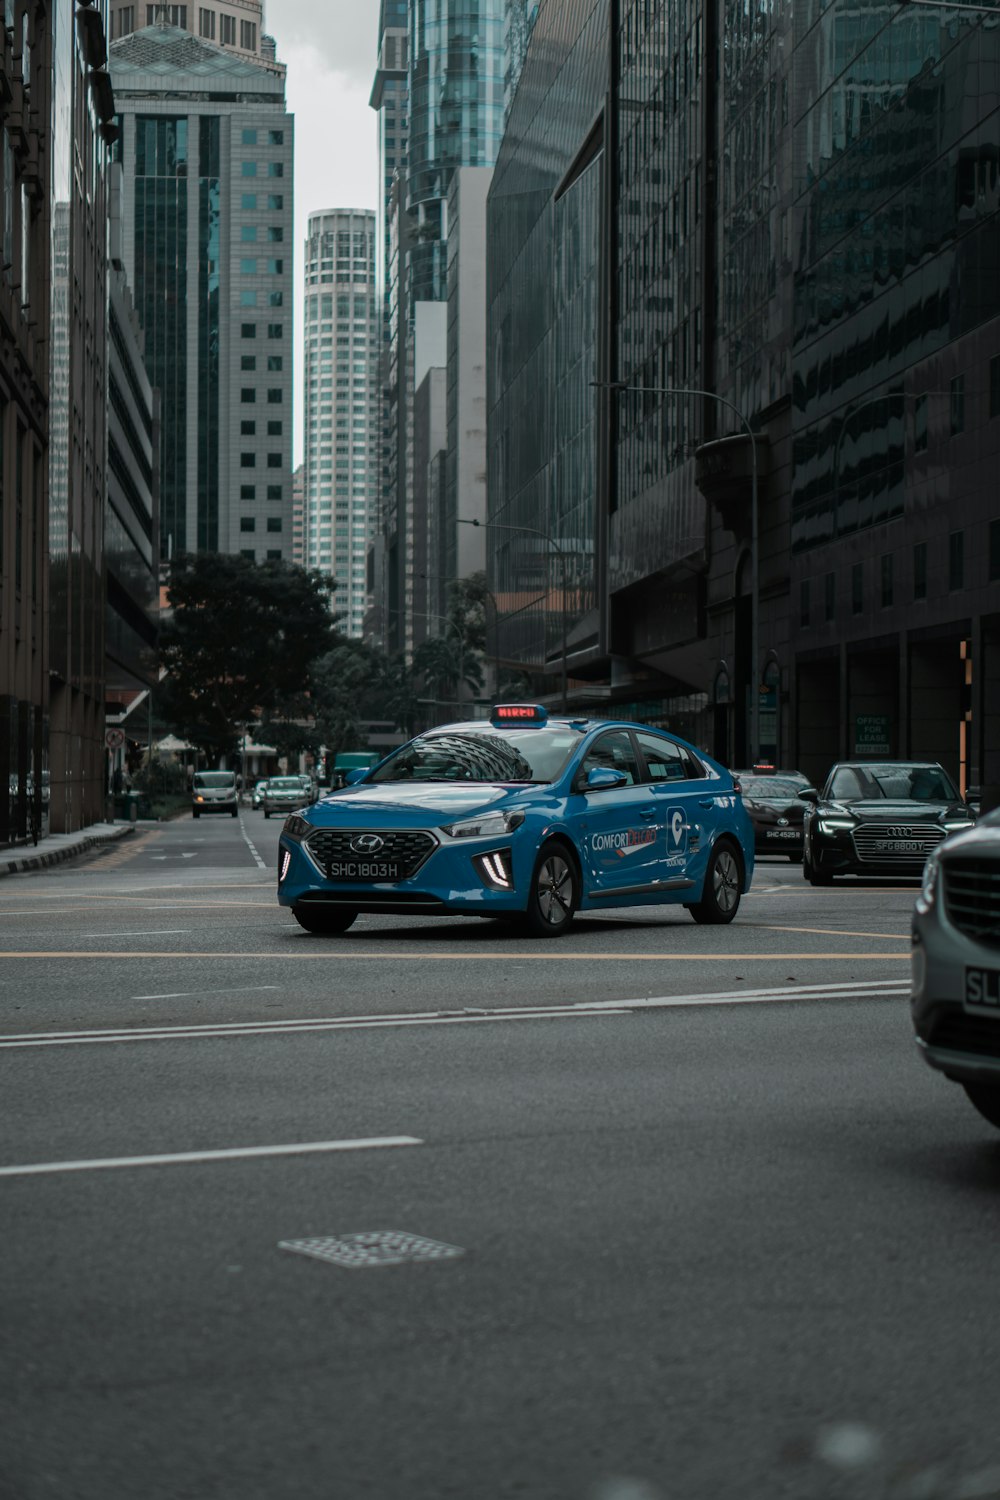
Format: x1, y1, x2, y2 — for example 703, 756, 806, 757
220, 12, 235, 44
241, 225, 257, 242
147, 4, 186, 22
267, 162, 284, 178
949, 530, 964, 590
267, 517, 283, 532
240, 550, 255, 560
267, 323, 283, 338
240, 18, 256, 49
240, 258, 257, 274
267, 453, 282, 468
241, 161, 257, 177
913, 541, 928, 600
267, 194, 283, 210
240, 453, 256, 469
240, 290, 257, 307
240, 322, 256, 338
240, 485, 255, 500
267, 355, 283, 371
198, 7, 214, 38
267, 259, 284, 275
914, 394, 928, 453
114, 6, 135, 37
799, 580, 810, 628
266, 388, 282, 404
950, 375, 965, 436
824, 572, 835, 622
267, 420, 282, 436
880, 554, 894, 608
242, 128, 258, 145
991, 355, 1000, 419
240, 420, 255, 435
851, 562, 863, 614
240, 388, 256, 403
241, 193, 257, 210
269, 291, 283, 307
240, 517, 256, 533
269, 130, 284, 146
268, 226, 283, 243
266, 485, 282, 500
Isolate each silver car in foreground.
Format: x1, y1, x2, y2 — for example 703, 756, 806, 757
912, 810, 1000, 1128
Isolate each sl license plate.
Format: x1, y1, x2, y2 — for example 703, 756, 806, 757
326, 861, 402, 881
965, 967, 1000, 1011
875, 838, 922, 853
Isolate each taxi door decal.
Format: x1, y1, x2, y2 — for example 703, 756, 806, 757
666, 806, 689, 867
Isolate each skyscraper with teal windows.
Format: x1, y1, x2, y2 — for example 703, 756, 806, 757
110, 19, 293, 563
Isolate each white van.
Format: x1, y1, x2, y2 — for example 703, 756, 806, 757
192, 770, 238, 818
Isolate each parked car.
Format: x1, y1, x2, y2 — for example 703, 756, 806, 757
802, 759, 975, 884
276, 702, 755, 937
912, 810, 1000, 1129
732, 766, 813, 861
192, 770, 239, 818
262, 776, 309, 819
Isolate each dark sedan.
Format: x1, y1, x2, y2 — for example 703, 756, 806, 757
802, 759, 976, 885
732, 769, 813, 861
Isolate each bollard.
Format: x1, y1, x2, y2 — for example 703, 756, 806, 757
128, 794, 138, 824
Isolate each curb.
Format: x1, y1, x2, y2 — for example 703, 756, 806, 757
1, 824, 136, 877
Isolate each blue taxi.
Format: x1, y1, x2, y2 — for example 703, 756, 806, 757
277, 706, 754, 937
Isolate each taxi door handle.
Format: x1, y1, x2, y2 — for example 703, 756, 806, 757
698, 798, 715, 808
639, 807, 656, 820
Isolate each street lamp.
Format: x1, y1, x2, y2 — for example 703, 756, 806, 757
597, 381, 761, 762
458, 517, 570, 711
832, 389, 954, 495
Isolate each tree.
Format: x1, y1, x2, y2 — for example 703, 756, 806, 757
158, 553, 339, 762
309, 640, 387, 758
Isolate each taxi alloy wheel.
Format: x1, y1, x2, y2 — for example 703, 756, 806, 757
690, 841, 741, 924
524, 842, 579, 938
293, 905, 357, 936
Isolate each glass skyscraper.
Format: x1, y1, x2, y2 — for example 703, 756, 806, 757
302, 211, 378, 638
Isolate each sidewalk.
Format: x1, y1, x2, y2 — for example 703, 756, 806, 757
0, 820, 139, 877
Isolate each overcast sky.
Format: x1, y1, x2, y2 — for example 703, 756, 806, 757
266, 2, 380, 465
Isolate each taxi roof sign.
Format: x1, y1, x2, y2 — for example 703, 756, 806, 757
491, 703, 549, 726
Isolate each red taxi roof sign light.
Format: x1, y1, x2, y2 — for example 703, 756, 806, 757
491, 703, 549, 726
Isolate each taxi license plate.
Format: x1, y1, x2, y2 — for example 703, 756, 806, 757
965, 967, 1000, 1012
874, 838, 922, 853
327, 861, 401, 881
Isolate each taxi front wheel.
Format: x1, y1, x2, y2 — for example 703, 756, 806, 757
523, 841, 579, 938
688, 842, 742, 924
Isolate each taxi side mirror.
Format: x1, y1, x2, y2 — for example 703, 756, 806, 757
343, 768, 367, 786
581, 766, 629, 793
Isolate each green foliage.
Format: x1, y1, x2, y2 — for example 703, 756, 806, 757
158, 553, 339, 761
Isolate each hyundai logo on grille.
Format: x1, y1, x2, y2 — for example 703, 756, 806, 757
351, 834, 385, 854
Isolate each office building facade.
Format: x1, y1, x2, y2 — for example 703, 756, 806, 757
302, 210, 377, 637
109, 0, 282, 73
488, 0, 1000, 793
110, 20, 294, 564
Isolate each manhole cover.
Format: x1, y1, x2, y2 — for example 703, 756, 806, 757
278, 1230, 465, 1269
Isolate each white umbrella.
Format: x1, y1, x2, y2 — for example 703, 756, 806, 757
155, 734, 193, 752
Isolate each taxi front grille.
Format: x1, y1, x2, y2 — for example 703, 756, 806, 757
852, 824, 944, 862
925, 1010, 1000, 1057
943, 858, 1000, 945
305, 828, 436, 879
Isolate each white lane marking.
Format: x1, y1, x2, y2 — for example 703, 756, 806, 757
0, 980, 906, 1050
132, 985, 280, 1000
240, 812, 268, 871
82, 929, 193, 939
0, 1136, 423, 1178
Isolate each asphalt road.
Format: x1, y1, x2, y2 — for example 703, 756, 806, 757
4, 814, 999, 1500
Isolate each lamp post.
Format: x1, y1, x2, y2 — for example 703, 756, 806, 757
597, 381, 761, 762
832, 389, 955, 494
458, 517, 570, 712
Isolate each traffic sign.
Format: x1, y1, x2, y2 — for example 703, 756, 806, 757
105, 728, 126, 750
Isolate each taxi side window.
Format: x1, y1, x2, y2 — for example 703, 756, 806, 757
636, 731, 701, 782
581, 730, 641, 786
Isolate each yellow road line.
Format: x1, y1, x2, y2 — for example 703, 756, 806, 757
0, 950, 911, 961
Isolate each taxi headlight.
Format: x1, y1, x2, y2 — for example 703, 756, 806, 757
283, 815, 311, 839
920, 852, 940, 907
442, 809, 525, 839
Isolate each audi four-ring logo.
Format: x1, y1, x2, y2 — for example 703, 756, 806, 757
350, 834, 385, 853
886, 827, 911, 838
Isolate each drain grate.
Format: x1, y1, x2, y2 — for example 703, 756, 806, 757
279, 1230, 465, 1269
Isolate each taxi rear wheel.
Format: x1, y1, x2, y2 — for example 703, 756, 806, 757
962, 1081, 1000, 1130
688, 841, 742, 924
292, 905, 357, 935
523, 842, 579, 938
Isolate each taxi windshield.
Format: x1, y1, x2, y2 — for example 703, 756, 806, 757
370, 728, 584, 785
